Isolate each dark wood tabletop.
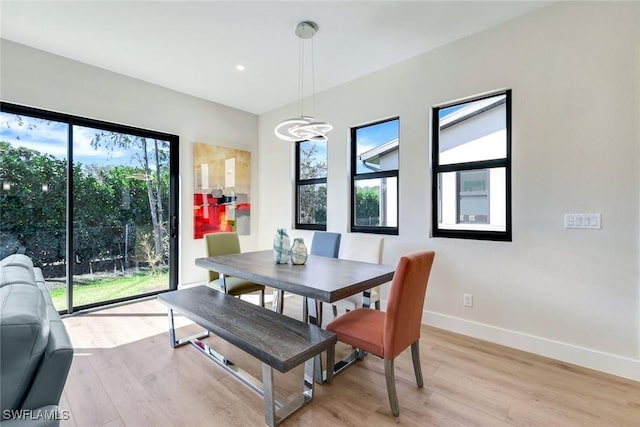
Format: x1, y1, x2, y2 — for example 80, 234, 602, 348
195, 249, 395, 303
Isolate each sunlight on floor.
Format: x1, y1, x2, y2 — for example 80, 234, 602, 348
62, 298, 192, 349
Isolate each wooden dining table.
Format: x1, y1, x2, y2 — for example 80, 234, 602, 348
195, 249, 396, 382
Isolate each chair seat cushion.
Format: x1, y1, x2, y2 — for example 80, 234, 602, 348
332, 289, 379, 311
326, 308, 384, 357
208, 276, 264, 296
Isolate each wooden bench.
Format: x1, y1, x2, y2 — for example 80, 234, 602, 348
158, 285, 336, 427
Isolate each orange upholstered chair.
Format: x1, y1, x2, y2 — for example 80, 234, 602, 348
326, 250, 435, 416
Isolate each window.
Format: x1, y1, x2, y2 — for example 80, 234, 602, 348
351, 117, 399, 235
432, 90, 511, 241
0, 102, 179, 314
295, 140, 327, 230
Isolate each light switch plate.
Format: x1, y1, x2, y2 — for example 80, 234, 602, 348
564, 213, 601, 229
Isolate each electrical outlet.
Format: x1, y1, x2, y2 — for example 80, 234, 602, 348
463, 293, 473, 307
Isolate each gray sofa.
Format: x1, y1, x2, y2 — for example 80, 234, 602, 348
0, 254, 73, 427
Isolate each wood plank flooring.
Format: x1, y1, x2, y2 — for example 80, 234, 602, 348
59, 292, 640, 426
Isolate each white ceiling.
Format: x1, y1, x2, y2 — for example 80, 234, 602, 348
0, 1, 550, 115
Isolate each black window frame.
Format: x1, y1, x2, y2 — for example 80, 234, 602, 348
350, 117, 400, 235
431, 89, 512, 241
0, 101, 180, 314
294, 140, 327, 231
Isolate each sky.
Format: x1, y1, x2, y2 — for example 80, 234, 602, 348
355, 118, 399, 174
439, 104, 465, 118
0, 112, 156, 167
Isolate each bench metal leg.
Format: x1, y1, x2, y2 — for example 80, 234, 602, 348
166, 308, 209, 348
263, 364, 276, 427
262, 357, 316, 427
178, 332, 317, 427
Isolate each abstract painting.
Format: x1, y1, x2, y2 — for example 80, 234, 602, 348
193, 143, 251, 238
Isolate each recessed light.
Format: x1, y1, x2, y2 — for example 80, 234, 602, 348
236, 64, 245, 71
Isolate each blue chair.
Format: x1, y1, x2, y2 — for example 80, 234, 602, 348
310, 231, 341, 258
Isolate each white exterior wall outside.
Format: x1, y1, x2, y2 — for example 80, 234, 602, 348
438, 102, 507, 231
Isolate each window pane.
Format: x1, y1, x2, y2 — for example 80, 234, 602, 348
0, 112, 69, 311
72, 126, 171, 307
437, 168, 505, 232
354, 177, 397, 227
438, 94, 507, 165
299, 141, 327, 180
459, 170, 489, 224
298, 183, 327, 225
355, 119, 399, 174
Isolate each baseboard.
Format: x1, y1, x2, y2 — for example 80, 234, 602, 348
420, 309, 640, 382
178, 281, 206, 290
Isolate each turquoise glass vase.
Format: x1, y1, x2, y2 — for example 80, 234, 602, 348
273, 228, 291, 264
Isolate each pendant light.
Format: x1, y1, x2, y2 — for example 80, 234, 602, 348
274, 21, 332, 142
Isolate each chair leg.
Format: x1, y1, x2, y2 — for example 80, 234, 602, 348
374, 300, 381, 310
316, 301, 323, 328
332, 305, 338, 317
325, 345, 335, 384
303, 299, 323, 326
411, 341, 424, 388
384, 358, 400, 417
278, 291, 284, 314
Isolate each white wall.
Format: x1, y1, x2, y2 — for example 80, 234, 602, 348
0, 39, 259, 286
258, 2, 640, 379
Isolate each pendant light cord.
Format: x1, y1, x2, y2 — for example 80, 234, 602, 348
298, 33, 303, 117
311, 36, 316, 118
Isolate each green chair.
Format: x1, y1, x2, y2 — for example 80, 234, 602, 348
204, 232, 265, 307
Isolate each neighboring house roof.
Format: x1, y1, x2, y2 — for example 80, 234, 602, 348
440, 95, 506, 130
359, 138, 399, 171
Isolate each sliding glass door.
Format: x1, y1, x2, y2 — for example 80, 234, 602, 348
0, 113, 69, 311
0, 103, 179, 313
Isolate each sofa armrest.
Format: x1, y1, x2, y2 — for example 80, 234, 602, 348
20, 320, 73, 411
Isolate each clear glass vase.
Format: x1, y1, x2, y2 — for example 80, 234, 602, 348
290, 238, 308, 265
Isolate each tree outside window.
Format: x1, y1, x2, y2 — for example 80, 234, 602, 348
295, 140, 327, 230
351, 117, 399, 235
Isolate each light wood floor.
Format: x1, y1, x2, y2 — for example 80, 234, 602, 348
59, 292, 640, 427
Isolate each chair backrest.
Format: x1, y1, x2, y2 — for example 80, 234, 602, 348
383, 250, 435, 360
204, 232, 241, 281
339, 234, 384, 264
310, 232, 341, 258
